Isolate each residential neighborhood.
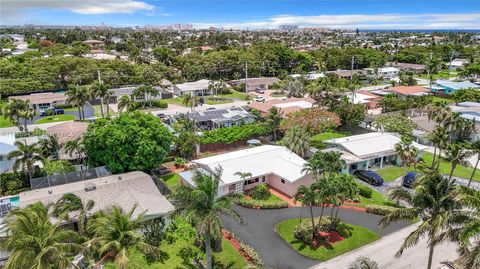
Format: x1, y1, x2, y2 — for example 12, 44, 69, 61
1, 1, 480, 269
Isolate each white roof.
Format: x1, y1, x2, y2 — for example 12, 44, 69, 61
346, 93, 376, 104
324, 132, 428, 158
175, 79, 211, 92
274, 100, 313, 109
193, 145, 308, 184
378, 67, 400, 73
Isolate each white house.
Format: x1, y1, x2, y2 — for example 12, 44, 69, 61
179, 145, 314, 197
323, 132, 428, 173
450, 58, 469, 70
173, 79, 213, 96
377, 67, 400, 80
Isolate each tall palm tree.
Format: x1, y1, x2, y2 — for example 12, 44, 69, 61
348, 256, 380, 269
86, 204, 160, 269
282, 126, 310, 158
426, 53, 441, 91
90, 81, 109, 118
302, 151, 327, 180
0, 202, 81, 269
171, 167, 241, 269
331, 173, 358, 229
294, 184, 319, 241
65, 137, 85, 165
39, 134, 62, 160
7, 141, 44, 179
117, 95, 134, 112
428, 126, 449, 168
380, 170, 460, 269
182, 92, 197, 112
468, 140, 480, 187
53, 193, 95, 236
266, 106, 283, 142
395, 135, 419, 175
3, 99, 35, 132
18, 103, 36, 132
322, 151, 347, 176
444, 143, 472, 182
65, 85, 89, 120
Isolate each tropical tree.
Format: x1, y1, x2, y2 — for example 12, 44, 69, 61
118, 95, 134, 112
171, 167, 241, 269
0, 202, 81, 269
90, 81, 109, 118
3, 99, 36, 132
426, 54, 441, 91
395, 135, 419, 175
65, 137, 85, 165
65, 85, 89, 120
444, 143, 472, 181
428, 126, 449, 168
331, 173, 358, 229
380, 170, 460, 269
7, 141, 44, 179
182, 92, 198, 112
54, 193, 95, 236
348, 256, 380, 269
234, 171, 252, 191
39, 134, 62, 160
467, 140, 480, 187
18, 103, 36, 132
266, 106, 283, 142
86, 204, 161, 269
294, 184, 319, 240
282, 126, 310, 158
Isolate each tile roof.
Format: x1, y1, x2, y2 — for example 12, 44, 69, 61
9, 92, 66, 105
46, 121, 89, 144
389, 86, 429, 95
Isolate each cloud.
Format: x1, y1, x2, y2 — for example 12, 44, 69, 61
193, 13, 480, 29
1, 0, 155, 22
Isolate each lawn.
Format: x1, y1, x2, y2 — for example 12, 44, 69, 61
416, 70, 458, 80
160, 173, 181, 189
276, 218, 379, 261
0, 100, 14, 128
357, 188, 396, 207
206, 98, 234, 105
33, 114, 76, 124
219, 90, 253, 101
310, 131, 349, 142
104, 238, 248, 269
374, 166, 414, 182
432, 96, 453, 104
266, 194, 284, 202
422, 152, 480, 182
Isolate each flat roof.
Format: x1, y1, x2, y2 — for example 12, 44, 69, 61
8, 92, 66, 105
174, 79, 211, 92
20, 171, 174, 218
248, 97, 315, 115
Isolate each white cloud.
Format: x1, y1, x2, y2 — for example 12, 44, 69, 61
1, 0, 155, 22
193, 13, 480, 30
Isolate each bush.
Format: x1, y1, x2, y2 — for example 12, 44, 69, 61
152, 100, 168, 109
174, 157, 186, 167
250, 184, 270, 200
357, 184, 373, 198
15, 128, 46, 138
53, 103, 73, 109
366, 205, 398, 216
234, 196, 288, 209
0, 172, 29, 195
226, 231, 263, 266
294, 217, 352, 245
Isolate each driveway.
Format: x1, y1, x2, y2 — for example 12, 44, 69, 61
221, 205, 410, 269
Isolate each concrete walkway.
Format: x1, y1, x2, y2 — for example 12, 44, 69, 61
221, 205, 410, 269
309, 223, 458, 269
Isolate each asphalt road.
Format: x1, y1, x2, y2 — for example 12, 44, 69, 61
221, 205, 411, 269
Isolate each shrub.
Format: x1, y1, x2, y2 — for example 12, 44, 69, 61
357, 184, 373, 198
200, 124, 271, 145
0, 172, 29, 195
234, 196, 288, 209
366, 205, 398, 216
250, 184, 270, 200
174, 157, 186, 167
53, 103, 73, 109
15, 128, 46, 138
152, 100, 168, 109
293, 217, 352, 245
226, 231, 263, 266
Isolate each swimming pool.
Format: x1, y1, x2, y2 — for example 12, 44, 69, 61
8, 196, 19, 207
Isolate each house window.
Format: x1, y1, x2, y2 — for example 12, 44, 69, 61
228, 184, 236, 193
262, 176, 266, 182
244, 178, 259, 185
281, 179, 285, 184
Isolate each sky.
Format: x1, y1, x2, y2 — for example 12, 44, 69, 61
1, 0, 480, 30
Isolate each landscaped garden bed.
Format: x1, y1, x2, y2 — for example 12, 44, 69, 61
275, 217, 379, 261
231, 184, 289, 209
222, 230, 263, 267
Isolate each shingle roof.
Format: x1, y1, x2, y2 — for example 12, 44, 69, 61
46, 121, 89, 144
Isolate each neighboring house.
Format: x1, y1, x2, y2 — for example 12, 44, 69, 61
387, 85, 430, 98
20, 171, 174, 221
290, 73, 325, 80
173, 79, 213, 96
450, 58, 469, 70
109, 85, 173, 103
432, 80, 480, 94
346, 90, 383, 110
323, 132, 427, 173
385, 62, 426, 74
8, 92, 66, 110
329, 69, 367, 79
228, 77, 280, 92
373, 67, 400, 80
46, 121, 89, 160
248, 97, 316, 116
179, 145, 314, 197
0, 134, 16, 173
174, 107, 255, 130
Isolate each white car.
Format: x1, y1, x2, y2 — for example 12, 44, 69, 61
254, 96, 266, 102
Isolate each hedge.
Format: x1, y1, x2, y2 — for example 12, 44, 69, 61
357, 184, 373, 198
15, 128, 46, 138
234, 196, 288, 209
200, 124, 271, 145
366, 205, 398, 216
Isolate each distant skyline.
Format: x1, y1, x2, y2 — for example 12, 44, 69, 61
1, 0, 480, 30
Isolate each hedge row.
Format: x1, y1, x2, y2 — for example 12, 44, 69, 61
200, 124, 271, 144
224, 231, 263, 267
234, 196, 289, 209
366, 205, 398, 216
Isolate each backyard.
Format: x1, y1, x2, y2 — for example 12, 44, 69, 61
160, 173, 181, 189
33, 114, 76, 124
310, 131, 349, 149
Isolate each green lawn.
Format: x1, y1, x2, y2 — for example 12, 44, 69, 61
0, 100, 14, 128
160, 173, 181, 189
357, 188, 396, 207
219, 90, 253, 101
276, 218, 379, 261
422, 152, 480, 182
266, 194, 284, 202
432, 96, 454, 104
310, 131, 349, 142
374, 166, 414, 182
416, 70, 458, 80
92, 104, 114, 117
164, 97, 187, 106
104, 238, 248, 269
206, 98, 234, 105
33, 114, 76, 124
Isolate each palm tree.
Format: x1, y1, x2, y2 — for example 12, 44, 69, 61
53, 193, 95, 236
266, 106, 283, 142
0, 202, 81, 269
18, 103, 36, 132
39, 134, 62, 160
348, 256, 380, 269
395, 135, 419, 175
444, 143, 472, 182
3, 99, 35, 132
282, 126, 310, 158
86, 204, 161, 269
234, 171, 252, 193
65, 137, 85, 165
65, 85, 89, 120
182, 92, 197, 112
7, 141, 44, 179
118, 95, 134, 112
171, 167, 241, 269
380, 170, 460, 269
426, 53, 441, 91
468, 140, 480, 187
294, 184, 319, 241
428, 126, 449, 168
302, 151, 327, 180
331, 173, 358, 229
90, 81, 109, 118
322, 151, 347, 176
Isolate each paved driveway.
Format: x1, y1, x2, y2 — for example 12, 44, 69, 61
221, 205, 411, 269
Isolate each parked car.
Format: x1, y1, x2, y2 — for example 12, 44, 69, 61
254, 96, 266, 102
39, 107, 64, 116
255, 88, 265, 94
206, 107, 216, 110
353, 170, 384, 186
402, 171, 420, 188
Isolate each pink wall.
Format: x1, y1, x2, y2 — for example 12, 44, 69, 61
266, 173, 315, 197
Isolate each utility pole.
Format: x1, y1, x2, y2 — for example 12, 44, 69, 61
244, 62, 248, 93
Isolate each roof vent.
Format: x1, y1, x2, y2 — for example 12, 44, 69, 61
84, 184, 96, 192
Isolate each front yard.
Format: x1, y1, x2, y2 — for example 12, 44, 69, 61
423, 152, 480, 182
374, 166, 414, 182
276, 218, 379, 261
33, 114, 76, 124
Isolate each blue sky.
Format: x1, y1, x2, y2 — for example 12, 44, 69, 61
2, 0, 480, 29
